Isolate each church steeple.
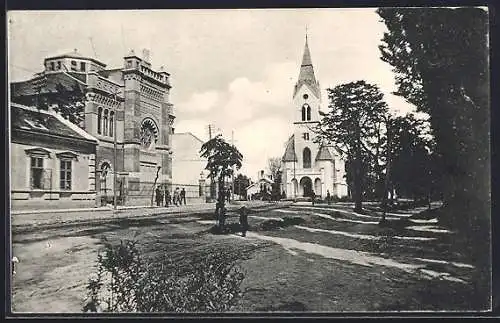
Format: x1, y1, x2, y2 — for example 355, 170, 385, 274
294, 33, 321, 98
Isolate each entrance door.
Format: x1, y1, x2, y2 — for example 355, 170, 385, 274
300, 177, 312, 197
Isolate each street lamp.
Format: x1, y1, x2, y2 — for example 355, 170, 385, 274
113, 90, 119, 212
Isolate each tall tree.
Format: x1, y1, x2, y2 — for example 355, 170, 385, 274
200, 135, 243, 228
386, 114, 437, 204
15, 77, 88, 128
315, 80, 388, 212
267, 157, 283, 200
233, 174, 251, 198
377, 8, 490, 230
267, 157, 282, 181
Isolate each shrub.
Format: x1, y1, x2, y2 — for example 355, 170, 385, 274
84, 238, 245, 313
259, 216, 305, 231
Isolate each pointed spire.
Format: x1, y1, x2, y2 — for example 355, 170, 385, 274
301, 34, 313, 68
294, 32, 320, 98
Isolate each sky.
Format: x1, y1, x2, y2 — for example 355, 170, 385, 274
8, 9, 420, 181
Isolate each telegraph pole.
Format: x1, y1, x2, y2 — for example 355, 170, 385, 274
231, 130, 235, 201
208, 124, 214, 200
113, 90, 119, 212
293, 143, 296, 200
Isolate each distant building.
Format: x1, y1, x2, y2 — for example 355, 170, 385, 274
10, 103, 98, 210
246, 170, 273, 200
10, 48, 175, 208
171, 132, 210, 203
281, 36, 348, 199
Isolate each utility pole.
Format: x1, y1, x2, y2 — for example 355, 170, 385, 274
293, 143, 296, 200
113, 90, 119, 212
208, 124, 214, 200
231, 130, 235, 202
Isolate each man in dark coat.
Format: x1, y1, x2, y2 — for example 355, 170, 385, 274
180, 188, 187, 205
164, 188, 171, 207
326, 190, 331, 205
239, 206, 249, 237
155, 187, 163, 207
311, 190, 316, 206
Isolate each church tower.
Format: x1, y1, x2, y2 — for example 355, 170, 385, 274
282, 34, 348, 199
292, 34, 322, 181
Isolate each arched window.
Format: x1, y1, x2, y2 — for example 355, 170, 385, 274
103, 109, 108, 136
109, 111, 114, 137
303, 147, 311, 168
306, 105, 311, 121
100, 162, 110, 194
97, 107, 102, 134
301, 105, 306, 121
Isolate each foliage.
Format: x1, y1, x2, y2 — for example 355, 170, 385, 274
233, 174, 251, 198
200, 135, 243, 185
315, 80, 388, 212
267, 157, 284, 201
377, 7, 490, 229
200, 135, 243, 228
387, 114, 440, 202
84, 238, 245, 313
267, 157, 282, 180
28, 79, 87, 127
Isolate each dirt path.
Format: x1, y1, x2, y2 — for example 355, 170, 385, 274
10, 204, 489, 313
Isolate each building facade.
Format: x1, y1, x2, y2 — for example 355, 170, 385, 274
171, 132, 210, 203
246, 170, 273, 200
11, 49, 175, 207
281, 37, 348, 199
10, 103, 98, 210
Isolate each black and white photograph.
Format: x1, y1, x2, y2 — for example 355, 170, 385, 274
7, 7, 491, 314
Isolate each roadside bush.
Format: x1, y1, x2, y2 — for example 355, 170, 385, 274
83, 238, 245, 313
259, 216, 305, 231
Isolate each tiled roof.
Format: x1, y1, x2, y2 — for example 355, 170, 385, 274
45, 49, 106, 67
315, 145, 334, 161
282, 135, 298, 162
11, 103, 97, 143
10, 72, 86, 98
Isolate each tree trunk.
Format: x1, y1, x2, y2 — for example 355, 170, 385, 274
353, 148, 363, 213
217, 176, 226, 230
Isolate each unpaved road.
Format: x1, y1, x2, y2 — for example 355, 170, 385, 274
10, 204, 490, 313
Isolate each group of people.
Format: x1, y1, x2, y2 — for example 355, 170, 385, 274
155, 186, 187, 207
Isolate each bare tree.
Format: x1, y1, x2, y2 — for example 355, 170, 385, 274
267, 157, 282, 180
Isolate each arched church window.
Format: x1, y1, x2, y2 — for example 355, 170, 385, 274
140, 118, 159, 149
103, 109, 108, 136
302, 104, 311, 121
97, 107, 102, 134
100, 162, 110, 194
303, 147, 311, 168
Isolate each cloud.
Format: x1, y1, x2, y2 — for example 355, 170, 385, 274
236, 116, 293, 179
174, 119, 209, 142
176, 90, 220, 115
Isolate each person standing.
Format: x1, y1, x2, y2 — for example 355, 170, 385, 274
155, 187, 163, 207
326, 190, 331, 205
311, 190, 316, 206
164, 188, 171, 207
173, 187, 180, 206
226, 188, 231, 203
239, 206, 249, 237
180, 188, 187, 205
